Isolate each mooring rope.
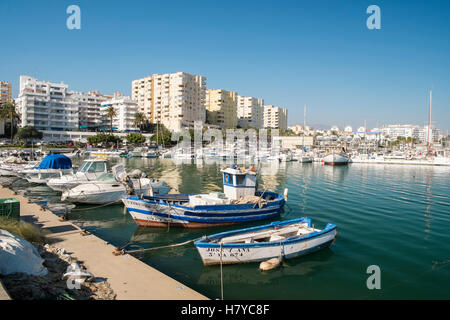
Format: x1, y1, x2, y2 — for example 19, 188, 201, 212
69, 200, 121, 212
124, 237, 201, 254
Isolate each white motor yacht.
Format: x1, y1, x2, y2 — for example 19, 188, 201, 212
46, 158, 109, 191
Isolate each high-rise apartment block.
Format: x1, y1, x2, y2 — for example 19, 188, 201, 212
101, 93, 139, 132
263, 105, 288, 130
237, 96, 264, 129
205, 89, 238, 129
0, 81, 12, 105
16, 76, 79, 131
16, 76, 134, 132
132, 72, 206, 131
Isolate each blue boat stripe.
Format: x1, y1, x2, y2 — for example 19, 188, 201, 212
127, 207, 282, 223
194, 226, 337, 248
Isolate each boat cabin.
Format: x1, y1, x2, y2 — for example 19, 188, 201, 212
77, 159, 109, 174
220, 166, 257, 201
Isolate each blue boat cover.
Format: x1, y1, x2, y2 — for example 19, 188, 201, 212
36, 154, 72, 169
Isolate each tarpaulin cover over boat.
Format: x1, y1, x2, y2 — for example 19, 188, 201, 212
36, 154, 72, 169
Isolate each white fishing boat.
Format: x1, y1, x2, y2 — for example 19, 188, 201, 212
297, 156, 313, 163
46, 158, 109, 191
61, 165, 171, 205
194, 217, 337, 265
267, 152, 292, 162
122, 165, 286, 228
323, 149, 349, 166
294, 105, 313, 163
0, 157, 39, 177
20, 154, 73, 184
130, 147, 157, 158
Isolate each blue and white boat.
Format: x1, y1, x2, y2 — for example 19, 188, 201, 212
121, 166, 286, 228
194, 217, 337, 265
20, 153, 73, 184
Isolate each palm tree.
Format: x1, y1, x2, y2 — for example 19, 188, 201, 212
0, 102, 21, 143
106, 106, 117, 133
133, 112, 147, 131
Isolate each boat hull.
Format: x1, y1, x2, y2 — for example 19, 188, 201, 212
63, 185, 171, 205
323, 154, 349, 165
122, 192, 285, 228
195, 219, 337, 265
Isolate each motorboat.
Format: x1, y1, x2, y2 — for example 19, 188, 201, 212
323, 149, 349, 165
61, 165, 171, 205
121, 165, 287, 228
89, 149, 122, 158
0, 157, 40, 177
20, 154, 73, 184
46, 158, 109, 191
195, 217, 337, 265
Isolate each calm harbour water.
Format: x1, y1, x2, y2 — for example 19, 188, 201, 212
5, 157, 450, 299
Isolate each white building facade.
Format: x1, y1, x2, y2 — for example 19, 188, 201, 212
16, 76, 79, 131
101, 94, 139, 132
237, 96, 264, 129
132, 72, 206, 131
263, 105, 287, 130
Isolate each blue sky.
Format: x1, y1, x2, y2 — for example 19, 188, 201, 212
0, 0, 449, 133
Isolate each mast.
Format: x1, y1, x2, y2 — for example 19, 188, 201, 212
302, 104, 306, 151
427, 89, 432, 153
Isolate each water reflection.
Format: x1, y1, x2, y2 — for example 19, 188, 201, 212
196, 249, 334, 286
321, 165, 349, 183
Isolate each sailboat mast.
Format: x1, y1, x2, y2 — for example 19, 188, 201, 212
302, 104, 306, 149
427, 90, 432, 153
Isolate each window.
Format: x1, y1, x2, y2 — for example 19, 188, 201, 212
79, 161, 91, 172
235, 175, 245, 186
224, 173, 232, 184
88, 162, 106, 173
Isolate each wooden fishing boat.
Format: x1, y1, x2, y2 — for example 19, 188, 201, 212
194, 217, 337, 265
121, 166, 286, 228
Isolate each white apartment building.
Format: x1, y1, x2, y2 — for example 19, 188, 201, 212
205, 89, 238, 129
100, 94, 139, 132
132, 72, 206, 131
71, 90, 112, 131
16, 76, 129, 132
237, 96, 264, 129
420, 125, 441, 143
263, 105, 287, 130
381, 125, 421, 140
16, 76, 79, 131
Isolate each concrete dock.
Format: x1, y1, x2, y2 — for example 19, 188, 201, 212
0, 186, 207, 300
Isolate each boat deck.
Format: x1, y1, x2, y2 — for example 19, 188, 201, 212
218, 223, 319, 244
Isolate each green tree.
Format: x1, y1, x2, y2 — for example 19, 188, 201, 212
133, 112, 147, 131
87, 133, 122, 146
0, 102, 21, 143
126, 132, 146, 145
150, 123, 172, 146
15, 126, 43, 144
105, 106, 117, 133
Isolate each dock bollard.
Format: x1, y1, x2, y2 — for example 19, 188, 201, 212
113, 248, 125, 256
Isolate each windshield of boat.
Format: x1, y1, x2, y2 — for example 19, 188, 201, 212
88, 161, 106, 173
78, 161, 91, 172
